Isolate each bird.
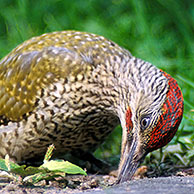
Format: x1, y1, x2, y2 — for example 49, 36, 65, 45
0, 30, 183, 183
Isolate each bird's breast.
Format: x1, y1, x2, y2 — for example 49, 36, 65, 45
0, 77, 119, 161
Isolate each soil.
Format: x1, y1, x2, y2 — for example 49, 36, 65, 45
0, 166, 194, 193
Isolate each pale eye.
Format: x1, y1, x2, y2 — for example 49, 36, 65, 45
141, 117, 151, 129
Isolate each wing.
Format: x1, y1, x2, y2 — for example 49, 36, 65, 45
0, 46, 91, 121
0, 30, 132, 122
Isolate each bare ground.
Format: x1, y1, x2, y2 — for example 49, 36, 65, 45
0, 167, 194, 194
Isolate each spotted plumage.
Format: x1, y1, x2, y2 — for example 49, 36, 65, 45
0, 31, 183, 183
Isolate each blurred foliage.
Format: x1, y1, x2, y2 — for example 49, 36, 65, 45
0, 0, 193, 171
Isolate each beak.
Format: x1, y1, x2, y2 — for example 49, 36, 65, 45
116, 131, 146, 184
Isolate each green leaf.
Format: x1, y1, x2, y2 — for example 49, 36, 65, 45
0, 158, 21, 172
12, 166, 48, 177
0, 158, 48, 178
41, 160, 87, 176
23, 172, 63, 184
44, 144, 55, 162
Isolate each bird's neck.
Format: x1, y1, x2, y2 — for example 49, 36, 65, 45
87, 54, 169, 131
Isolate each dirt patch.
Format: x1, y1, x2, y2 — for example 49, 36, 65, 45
0, 167, 194, 193
0, 174, 116, 193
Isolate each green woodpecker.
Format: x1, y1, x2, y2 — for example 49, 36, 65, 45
0, 31, 183, 183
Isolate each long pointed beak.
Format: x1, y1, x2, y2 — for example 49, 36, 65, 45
117, 133, 145, 184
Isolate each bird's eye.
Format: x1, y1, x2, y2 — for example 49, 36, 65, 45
141, 117, 151, 129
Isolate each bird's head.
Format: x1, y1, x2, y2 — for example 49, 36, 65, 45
117, 67, 183, 183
